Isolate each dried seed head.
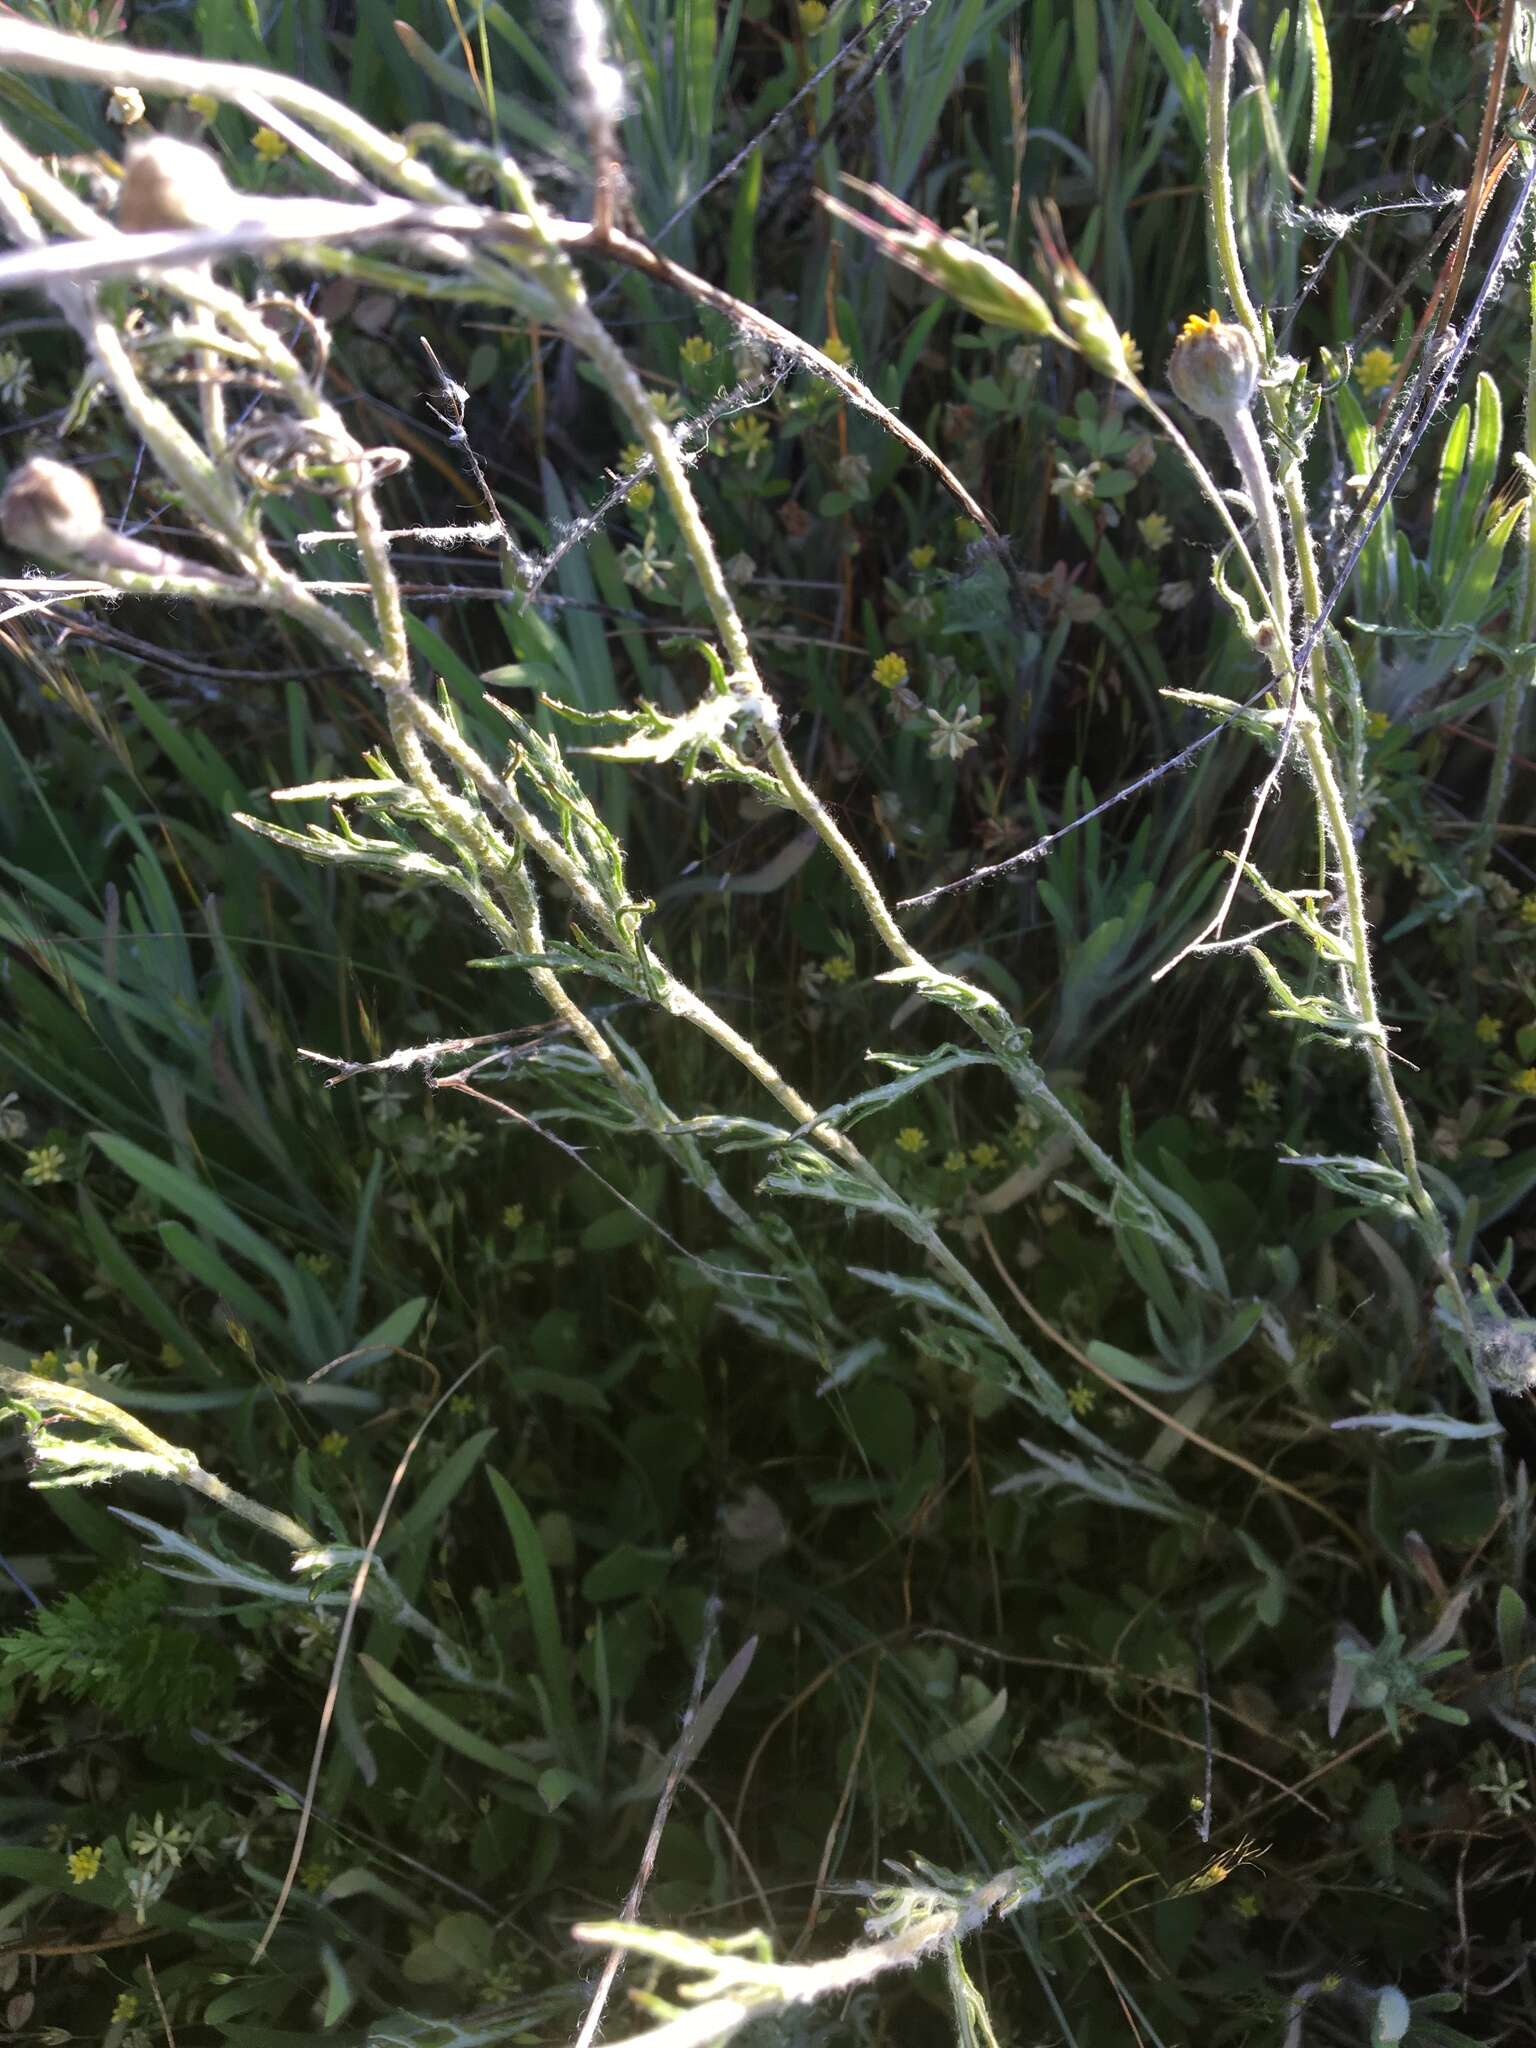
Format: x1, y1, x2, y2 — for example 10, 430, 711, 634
118, 133, 239, 233
1167, 309, 1260, 422
0, 457, 105, 561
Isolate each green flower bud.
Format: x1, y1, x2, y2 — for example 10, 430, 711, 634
1167, 309, 1260, 422
1046, 249, 1135, 385
821, 178, 1060, 341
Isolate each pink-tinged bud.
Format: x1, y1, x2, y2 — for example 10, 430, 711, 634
819, 177, 1060, 341
0, 457, 104, 561
1167, 309, 1260, 422
118, 134, 239, 232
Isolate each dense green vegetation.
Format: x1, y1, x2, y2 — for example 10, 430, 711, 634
3, 1, 1536, 2043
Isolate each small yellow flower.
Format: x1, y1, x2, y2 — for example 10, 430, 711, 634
1383, 826, 1417, 875
1245, 1077, 1279, 1115
618, 442, 648, 476
822, 334, 853, 367
872, 651, 909, 690
318, 1430, 348, 1457
798, 0, 828, 29
822, 954, 855, 984
1119, 330, 1144, 377
22, 1143, 66, 1186
30, 1348, 61, 1378
67, 1844, 103, 1884
1232, 1891, 1261, 1920
111, 1992, 140, 2024
1365, 709, 1392, 739
908, 544, 936, 571
628, 479, 655, 513
251, 125, 287, 161
969, 1140, 1002, 1170
1137, 511, 1172, 552
1476, 1015, 1503, 1046
502, 1203, 526, 1230
1066, 1381, 1097, 1416
955, 517, 982, 543
942, 1148, 968, 1172
1519, 892, 1536, 927
1356, 346, 1397, 397
1513, 1068, 1536, 1096
679, 334, 714, 369
187, 91, 219, 120
729, 415, 772, 468
895, 1126, 926, 1154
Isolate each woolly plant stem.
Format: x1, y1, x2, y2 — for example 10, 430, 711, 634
1201, 0, 1441, 1246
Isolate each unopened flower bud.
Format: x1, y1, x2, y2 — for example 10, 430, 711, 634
0, 457, 104, 561
906, 231, 1058, 338
820, 178, 1060, 341
1167, 309, 1260, 422
1, 454, 241, 590
1048, 251, 1134, 385
118, 134, 239, 233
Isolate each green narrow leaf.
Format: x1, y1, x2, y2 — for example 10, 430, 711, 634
486, 1469, 583, 1770
359, 1655, 542, 1786
1302, 0, 1331, 203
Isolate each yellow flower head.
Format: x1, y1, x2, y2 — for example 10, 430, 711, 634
1476, 1015, 1503, 1046
1356, 346, 1397, 397
67, 1844, 104, 1884
1514, 1067, 1536, 1096
251, 125, 287, 161
872, 651, 909, 689
822, 953, 855, 984
896, 1126, 926, 1154
908, 544, 936, 570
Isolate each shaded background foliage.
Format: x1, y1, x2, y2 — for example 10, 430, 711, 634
2, 0, 1536, 2044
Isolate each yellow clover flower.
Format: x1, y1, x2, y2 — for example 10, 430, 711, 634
872, 651, 909, 689
896, 1127, 925, 1154
68, 1844, 104, 1884
1356, 346, 1397, 397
